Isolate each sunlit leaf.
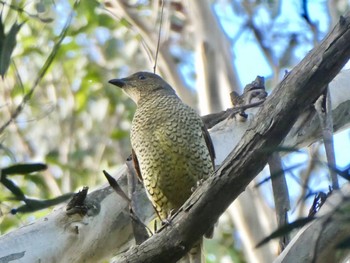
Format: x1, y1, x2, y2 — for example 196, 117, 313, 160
111, 129, 129, 140
39, 17, 54, 23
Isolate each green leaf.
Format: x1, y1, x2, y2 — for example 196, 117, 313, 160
256, 217, 315, 248
2, 163, 47, 176
11, 193, 74, 214
38, 17, 54, 23
111, 129, 129, 140
0, 14, 5, 51
0, 18, 24, 78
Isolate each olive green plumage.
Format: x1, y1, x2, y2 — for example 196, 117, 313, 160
133, 92, 214, 218
109, 72, 215, 262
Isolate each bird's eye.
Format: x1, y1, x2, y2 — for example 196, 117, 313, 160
138, 74, 146, 80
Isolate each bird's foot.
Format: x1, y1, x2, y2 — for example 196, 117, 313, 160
155, 210, 175, 233
161, 218, 172, 227
162, 209, 176, 225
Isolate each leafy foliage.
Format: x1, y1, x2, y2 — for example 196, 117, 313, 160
0, 0, 136, 233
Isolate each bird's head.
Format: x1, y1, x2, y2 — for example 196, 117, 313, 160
109, 72, 176, 104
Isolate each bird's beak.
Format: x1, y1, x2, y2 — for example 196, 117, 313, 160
108, 78, 126, 88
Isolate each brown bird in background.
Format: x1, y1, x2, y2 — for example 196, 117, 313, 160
109, 72, 215, 263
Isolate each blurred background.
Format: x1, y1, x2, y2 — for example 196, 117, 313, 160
0, 0, 349, 262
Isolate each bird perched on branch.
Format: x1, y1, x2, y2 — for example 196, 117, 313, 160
109, 72, 215, 263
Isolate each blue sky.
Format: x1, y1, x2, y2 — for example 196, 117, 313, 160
212, 0, 350, 214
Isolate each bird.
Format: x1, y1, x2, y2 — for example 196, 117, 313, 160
109, 72, 215, 263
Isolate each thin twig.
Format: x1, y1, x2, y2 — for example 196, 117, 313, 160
268, 153, 290, 252
297, 145, 319, 217
314, 88, 339, 190
153, 0, 165, 74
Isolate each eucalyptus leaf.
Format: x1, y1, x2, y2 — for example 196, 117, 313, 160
0, 18, 24, 78
2, 163, 47, 176
11, 193, 74, 214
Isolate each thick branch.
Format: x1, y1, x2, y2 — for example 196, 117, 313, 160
0, 74, 349, 262
274, 184, 350, 263
117, 12, 350, 263
1, 13, 350, 263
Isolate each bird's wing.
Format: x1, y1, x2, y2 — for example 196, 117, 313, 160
132, 148, 143, 182
132, 148, 166, 220
201, 124, 216, 168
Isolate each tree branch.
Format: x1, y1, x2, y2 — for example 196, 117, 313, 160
116, 12, 350, 263
1, 13, 350, 263
274, 184, 350, 263
268, 153, 290, 252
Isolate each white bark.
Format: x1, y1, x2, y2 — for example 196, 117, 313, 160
211, 69, 350, 164
0, 70, 349, 262
274, 184, 350, 263
187, 0, 240, 114
0, 175, 154, 263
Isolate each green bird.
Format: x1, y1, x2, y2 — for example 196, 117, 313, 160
109, 72, 215, 263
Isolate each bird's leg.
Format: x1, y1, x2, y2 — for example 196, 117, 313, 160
162, 209, 176, 225
155, 209, 177, 233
